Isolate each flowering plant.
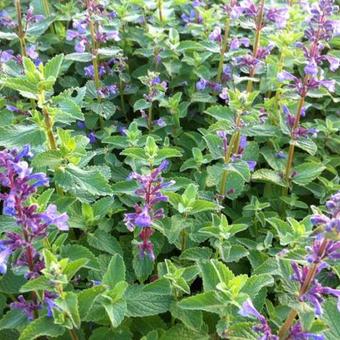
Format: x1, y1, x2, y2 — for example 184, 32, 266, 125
0, 0, 339, 339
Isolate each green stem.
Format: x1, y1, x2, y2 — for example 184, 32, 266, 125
68, 329, 79, 340
216, 17, 230, 82
42, 0, 56, 33
218, 113, 241, 196
246, 0, 265, 93
119, 79, 127, 120
148, 104, 153, 131
157, 0, 163, 23
15, 0, 26, 57
42, 106, 57, 150
282, 95, 305, 193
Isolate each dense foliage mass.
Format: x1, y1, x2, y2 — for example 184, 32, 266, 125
0, 0, 339, 339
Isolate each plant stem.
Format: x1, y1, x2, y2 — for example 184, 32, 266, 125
42, 107, 57, 150
69, 329, 79, 340
216, 17, 230, 83
246, 0, 265, 93
119, 79, 127, 120
282, 95, 305, 192
15, 0, 27, 57
148, 104, 153, 131
278, 238, 328, 339
157, 0, 163, 23
218, 113, 241, 195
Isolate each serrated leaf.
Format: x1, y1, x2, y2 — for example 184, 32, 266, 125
87, 230, 123, 256
178, 291, 224, 313
65, 52, 92, 62
0, 309, 27, 330
78, 285, 106, 319
125, 285, 172, 317
241, 274, 274, 296
252, 169, 285, 187
55, 164, 112, 198
103, 254, 126, 288
61, 244, 99, 270
293, 162, 326, 186
19, 316, 64, 340
44, 54, 64, 80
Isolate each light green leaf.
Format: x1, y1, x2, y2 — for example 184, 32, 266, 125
103, 254, 126, 288
19, 317, 64, 340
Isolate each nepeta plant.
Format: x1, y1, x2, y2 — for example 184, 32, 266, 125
0, 0, 339, 339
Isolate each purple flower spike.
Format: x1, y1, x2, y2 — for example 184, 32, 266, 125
124, 160, 173, 260
239, 299, 278, 340
196, 79, 208, 91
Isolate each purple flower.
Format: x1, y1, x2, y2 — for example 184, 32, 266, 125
196, 79, 207, 91
124, 161, 174, 260
239, 299, 278, 340
0, 243, 12, 275
247, 160, 257, 172
219, 88, 229, 102
222, 64, 233, 82
289, 322, 325, 340
266, 8, 289, 29
0, 146, 69, 278
26, 45, 39, 60
10, 296, 39, 320
230, 37, 250, 51
291, 262, 340, 316
76, 120, 86, 129
209, 27, 222, 43
155, 118, 166, 127
40, 204, 69, 231
304, 60, 318, 76
276, 151, 287, 159
75, 39, 88, 53
0, 10, 16, 28
88, 131, 97, 144
311, 192, 340, 234
97, 84, 117, 98
181, 10, 202, 25
0, 50, 15, 63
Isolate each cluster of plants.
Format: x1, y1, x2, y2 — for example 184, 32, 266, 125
0, 0, 339, 339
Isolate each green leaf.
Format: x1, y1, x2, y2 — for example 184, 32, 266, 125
44, 54, 64, 79
111, 180, 139, 194
26, 16, 55, 36
61, 244, 99, 270
78, 285, 106, 319
19, 317, 64, 340
190, 200, 218, 214
55, 164, 112, 198
20, 276, 51, 293
323, 298, 340, 340
0, 125, 44, 148
241, 274, 274, 296
295, 138, 317, 156
65, 53, 92, 62
0, 309, 27, 330
205, 105, 234, 123
252, 169, 285, 187
32, 150, 63, 168
54, 292, 81, 329
101, 300, 127, 328
178, 291, 224, 313
133, 252, 154, 283
0, 270, 26, 294
103, 254, 126, 288
134, 99, 151, 111
54, 95, 84, 124
64, 258, 89, 280
170, 302, 204, 332
125, 285, 172, 317
221, 244, 249, 262
159, 324, 209, 340
293, 162, 326, 186
87, 230, 123, 256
